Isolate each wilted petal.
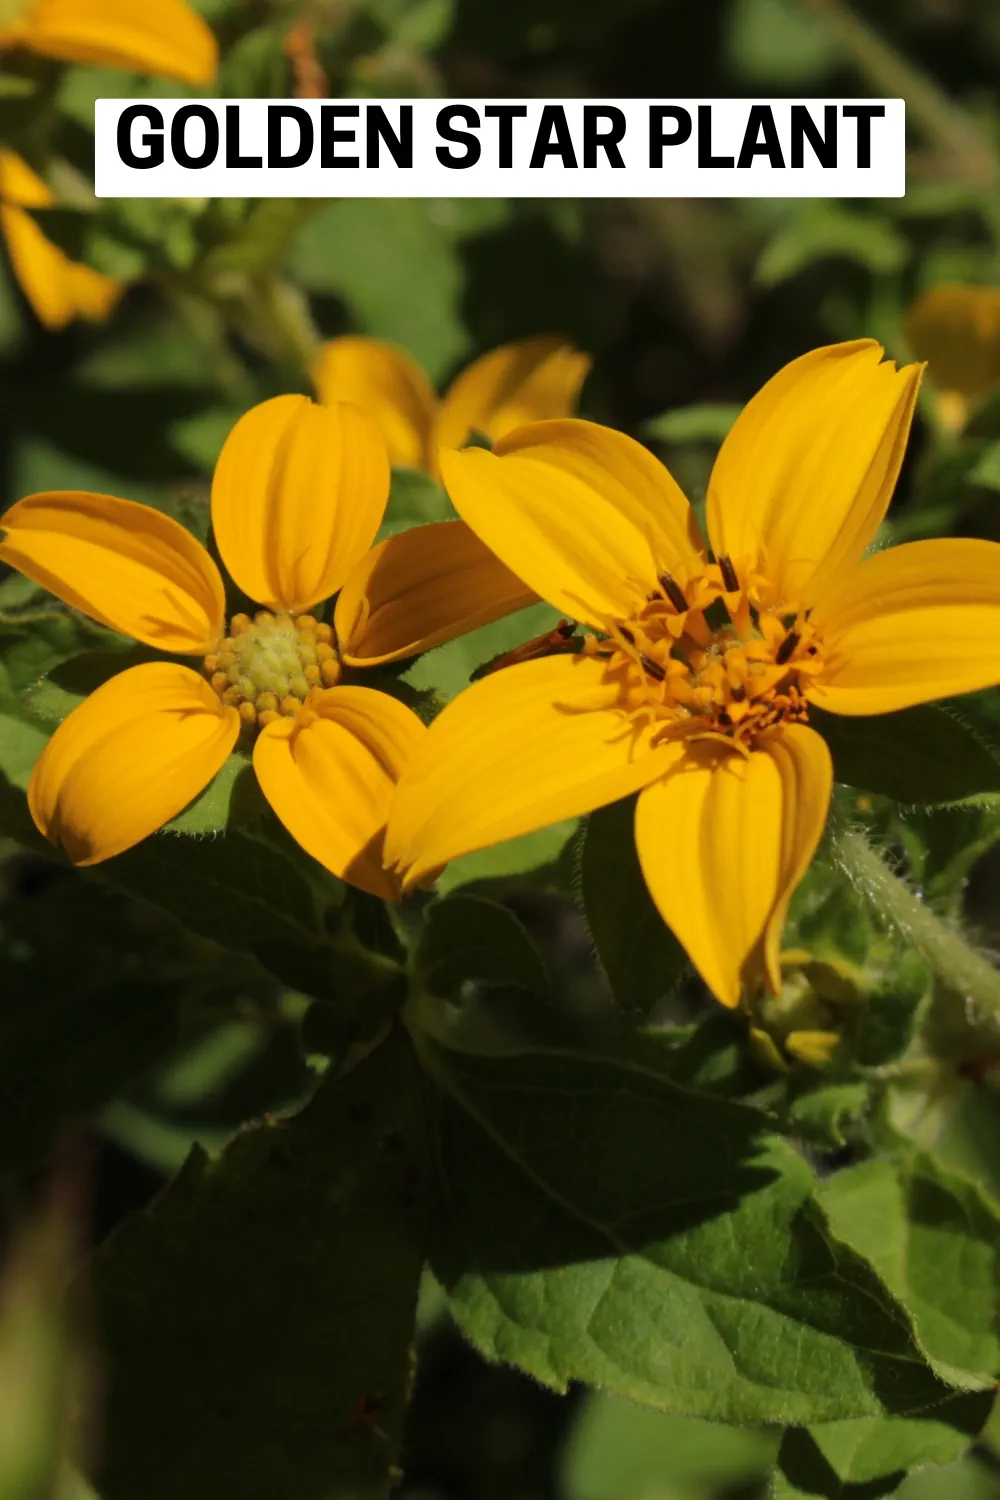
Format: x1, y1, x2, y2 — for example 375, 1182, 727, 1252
335, 519, 537, 667
29, 662, 238, 865
0, 489, 226, 653
635, 725, 832, 1008
253, 686, 426, 898
211, 395, 390, 616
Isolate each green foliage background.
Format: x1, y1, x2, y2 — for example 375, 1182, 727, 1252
3, 0, 1000, 1497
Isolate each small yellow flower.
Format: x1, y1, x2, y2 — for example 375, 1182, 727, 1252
0, 0, 217, 84
0, 151, 123, 331
0, 396, 534, 895
312, 335, 592, 476
904, 282, 1000, 432
386, 340, 1000, 1007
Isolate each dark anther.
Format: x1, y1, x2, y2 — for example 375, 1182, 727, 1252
658, 572, 688, 613
640, 654, 666, 681
776, 630, 800, 666
619, 625, 636, 645
718, 555, 739, 592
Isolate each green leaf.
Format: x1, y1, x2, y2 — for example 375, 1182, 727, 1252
728, 0, 833, 82
404, 599, 559, 702
89, 1027, 429, 1500
968, 440, 1000, 492
164, 751, 268, 835
775, 1394, 990, 1499
812, 705, 1000, 804
785, 1080, 870, 1150
416, 894, 550, 998
100, 823, 400, 1036
0, 713, 49, 790
0, 872, 179, 1174
435, 820, 578, 895
562, 1393, 780, 1500
755, 206, 908, 286
580, 797, 687, 1011
285, 199, 468, 381
423, 1040, 970, 1424
819, 1155, 1000, 1384
643, 403, 741, 443
378, 467, 454, 538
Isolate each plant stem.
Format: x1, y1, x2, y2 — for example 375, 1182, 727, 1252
830, 823, 1000, 1021
796, 0, 998, 188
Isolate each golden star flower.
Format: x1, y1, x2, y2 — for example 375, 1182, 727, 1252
386, 339, 1000, 1006
0, 0, 217, 84
0, 395, 534, 896
312, 335, 592, 476
904, 282, 1000, 432
0, 151, 123, 331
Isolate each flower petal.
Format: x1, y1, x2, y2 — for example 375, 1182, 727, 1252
904, 283, 1000, 402
434, 337, 592, 460
635, 725, 831, 1008
0, 490, 226, 652
211, 395, 390, 616
312, 336, 437, 472
29, 662, 238, 865
706, 341, 922, 609
253, 686, 426, 899
385, 652, 685, 889
808, 537, 1000, 715
439, 419, 704, 629
0, 152, 122, 331
6, 0, 218, 84
335, 520, 537, 667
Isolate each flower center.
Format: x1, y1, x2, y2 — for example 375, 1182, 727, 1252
585, 567, 825, 749
203, 611, 341, 729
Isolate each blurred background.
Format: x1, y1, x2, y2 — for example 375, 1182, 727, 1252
3, 0, 1000, 1495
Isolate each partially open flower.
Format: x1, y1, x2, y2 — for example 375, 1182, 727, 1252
312, 335, 592, 475
904, 282, 1000, 432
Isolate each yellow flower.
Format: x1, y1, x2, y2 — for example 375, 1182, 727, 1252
0, 396, 534, 896
0, 0, 217, 84
312, 335, 592, 475
904, 282, 1000, 432
386, 340, 1000, 1007
0, 151, 123, 331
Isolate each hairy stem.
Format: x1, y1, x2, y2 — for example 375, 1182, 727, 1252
830, 823, 1000, 1020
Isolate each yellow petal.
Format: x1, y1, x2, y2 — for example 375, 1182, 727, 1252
439, 419, 704, 629
434, 336, 592, 460
334, 519, 537, 667
28, 662, 238, 865
312, 336, 437, 472
634, 724, 832, 1008
385, 652, 685, 889
706, 341, 922, 609
0, 489, 226, 652
253, 686, 426, 899
0, 152, 122, 331
211, 395, 390, 617
4, 0, 218, 84
808, 537, 1000, 715
904, 283, 1000, 403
